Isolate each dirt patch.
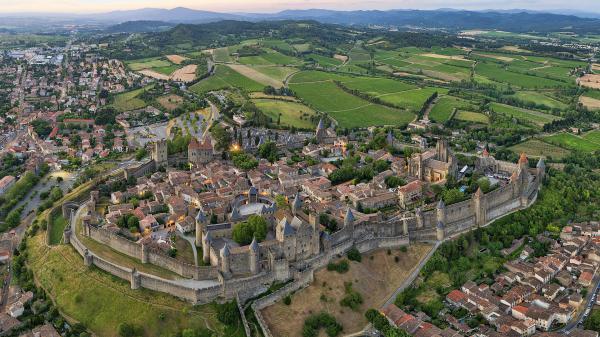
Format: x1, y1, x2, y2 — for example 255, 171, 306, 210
227, 64, 283, 88
261, 244, 433, 337
166, 54, 188, 65
500, 46, 531, 53
592, 64, 600, 72
334, 54, 348, 63
420, 53, 465, 60
157, 94, 183, 111
171, 65, 197, 82
579, 74, 600, 89
138, 69, 170, 80
580, 96, 600, 110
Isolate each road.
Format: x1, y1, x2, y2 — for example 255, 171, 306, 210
562, 275, 600, 332
383, 241, 441, 307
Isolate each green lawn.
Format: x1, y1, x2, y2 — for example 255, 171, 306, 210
253, 99, 318, 129
48, 212, 67, 245
27, 232, 243, 337
509, 139, 571, 159
544, 133, 600, 152
490, 102, 559, 127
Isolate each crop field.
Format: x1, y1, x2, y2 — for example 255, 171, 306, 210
509, 139, 571, 159
126, 57, 172, 71
112, 85, 153, 112
190, 65, 264, 94
305, 53, 343, 67
373, 47, 473, 81
238, 49, 301, 66
227, 64, 286, 88
510, 91, 568, 110
475, 62, 567, 88
152, 65, 180, 75
490, 102, 559, 126
579, 96, 600, 110
250, 66, 298, 84
213, 47, 232, 62
582, 130, 600, 144
253, 99, 317, 129
290, 80, 415, 128
454, 111, 489, 124
544, 132, 600, 152
378, 87, 447, 110
429, 96, 474, 122
341, 77, 417, 96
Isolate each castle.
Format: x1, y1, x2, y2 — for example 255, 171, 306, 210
65, 136, 544, 307
408, 139, 458, 182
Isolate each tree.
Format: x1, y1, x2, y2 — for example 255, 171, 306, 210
258, 141, 279, 163
127, 216, 139, 229
117, 323, 142, 337
211, 124, 232, 151
232, 215, 268, 245
135, 148, 148, 161
232, 152, 258, 170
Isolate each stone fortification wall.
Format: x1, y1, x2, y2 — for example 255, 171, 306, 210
85, 224, 218, 281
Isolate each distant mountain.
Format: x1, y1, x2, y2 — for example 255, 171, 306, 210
245, 9, 600, 33
91, 7, 242, 23
105, 20, 175, 33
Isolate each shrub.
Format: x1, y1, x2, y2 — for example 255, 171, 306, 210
283, 295, 292, 305
326, 260, 349, 273
302, 312, 342, 337
216, 300, 239, 326
347, 248, 361, 262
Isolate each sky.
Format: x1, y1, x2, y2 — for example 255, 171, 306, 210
0, 0, 599, 14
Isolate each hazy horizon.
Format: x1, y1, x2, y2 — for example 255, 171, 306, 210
1, 0, 600, 15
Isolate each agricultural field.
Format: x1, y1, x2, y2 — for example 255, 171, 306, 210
289, 77, 415, 128
509, 91, 568, 110
429, 96, 475, 123
474, 62, 568, 88
373, 47, 473, 81
252, 99, 318, 129
261, 244, 433, 337
509, 139, 571, 159
304, 53, 343, 67
544, 132, 600, 152
213, 47, 233, 62
378, 87, 447, 111
582, 130, 600, 144
190, 65, 264, 94
238, 49, 301, 66
126, 57, 172, 71
454, 111, 489, 124
489, 102, 559, 127
111, 85, 153, 112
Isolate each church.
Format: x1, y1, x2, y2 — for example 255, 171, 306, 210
408, 139, 458, 183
